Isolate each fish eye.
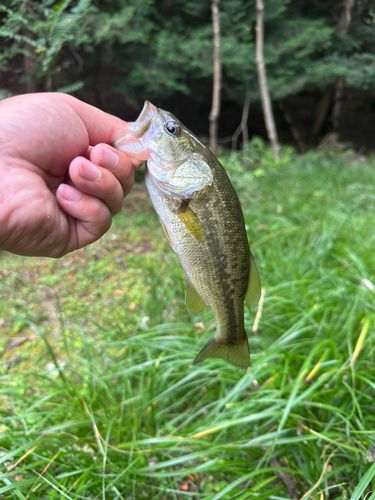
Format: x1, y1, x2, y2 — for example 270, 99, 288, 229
165, 120, 181, 137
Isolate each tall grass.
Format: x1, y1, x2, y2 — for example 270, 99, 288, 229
1, 144, 374, 498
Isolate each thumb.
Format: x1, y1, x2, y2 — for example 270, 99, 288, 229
57, 93, 130, 145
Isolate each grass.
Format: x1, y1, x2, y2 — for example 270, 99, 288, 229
0, 142, 375, 498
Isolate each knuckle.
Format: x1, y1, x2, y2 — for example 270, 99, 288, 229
91, 204, 112, 234
49, 247, 67, 259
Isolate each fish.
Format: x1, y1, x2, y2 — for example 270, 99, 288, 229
114, 101, 260, 369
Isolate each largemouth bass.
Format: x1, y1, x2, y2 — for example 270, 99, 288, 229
114, 102, 260, 368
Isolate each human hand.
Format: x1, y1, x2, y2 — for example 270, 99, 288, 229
0, 93, 140, 257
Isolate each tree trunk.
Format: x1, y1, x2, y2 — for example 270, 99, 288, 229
209, 0, 222, 154
332, 0, 355, 134
311, 84, 335, 142
23, 49, 37, 93
278, 100, 307, 152
231, 93, 250, 152
22, 0, 37, 93
255, 0, 280, 159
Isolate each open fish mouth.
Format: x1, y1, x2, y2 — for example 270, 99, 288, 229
113, 101, 157, 160
136, 100, 157, 125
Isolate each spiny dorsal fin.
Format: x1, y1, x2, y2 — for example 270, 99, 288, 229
245, 252, 261, 310
186, 280, 208, 314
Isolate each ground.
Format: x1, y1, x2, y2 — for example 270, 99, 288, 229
0, 144, 375, 498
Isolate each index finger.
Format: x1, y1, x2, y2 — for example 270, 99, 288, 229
89, 143, 138, 195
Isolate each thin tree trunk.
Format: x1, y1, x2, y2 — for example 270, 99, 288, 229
311, 84, 335, 141
255, 0, 280, 159
209, 0, 222, 154
241, 94, 250, 149
23, 49, 37, 93
231, 94, 250, 152
332, 0, 355, 134
338, 0, 355, 36
278, 100, 307, 152
22, 0, 36, 93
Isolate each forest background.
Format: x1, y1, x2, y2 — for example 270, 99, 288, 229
1, 0, 374, 151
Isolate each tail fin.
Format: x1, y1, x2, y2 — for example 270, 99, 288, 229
193, 337, 250, 369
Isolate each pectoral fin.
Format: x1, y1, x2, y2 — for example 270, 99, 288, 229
245, 252, 261, 310
177, 203, 204, 241
186, 281, 208, 314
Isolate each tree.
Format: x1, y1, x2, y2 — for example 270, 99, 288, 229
209, 0, 222, 153
255, 0, 279, 158
0, 0, 94, 93
332, 0, 355, 135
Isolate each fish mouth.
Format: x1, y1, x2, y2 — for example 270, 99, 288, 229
130, 100, 157, 137
137, 100, 157, 124
113, 101, 158, 160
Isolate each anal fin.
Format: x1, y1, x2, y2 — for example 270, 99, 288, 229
186, 281, 208, 314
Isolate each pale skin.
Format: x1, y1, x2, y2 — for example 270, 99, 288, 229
0, 92, 141, 257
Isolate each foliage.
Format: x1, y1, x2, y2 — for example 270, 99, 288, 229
1, 148, 375, 497
344, 52, 375, 89
1, 0, 374, 106
0, 0, 95, 91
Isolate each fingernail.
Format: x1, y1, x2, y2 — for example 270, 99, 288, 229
79, 162, 101, 181
101, 148, 119, 168
58, 184, 82, 202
